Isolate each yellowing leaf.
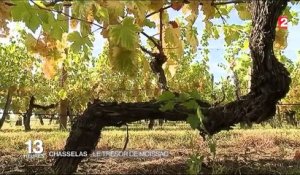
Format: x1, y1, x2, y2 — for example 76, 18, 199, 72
184, 1, 200, 15
43, 58, 56, 79
126, 1, 150, 25
274, 28, 288, 50
186, 13, 197, 25
24, 33, 37, 51
104, 1, 125, 24
101, 28, 109, 38
171, 2, 184, 11
70, 19, 79, 29
164, 60, 178, 78
163, 23, 183, 60
201, 1, 216, 20
186, 27, 198, 53
243, 40, 249, 50
235, 4, 251, 20
101, 23, 109, 38
105, 1, 124, 15
56, 33, 68, 53
94, 4, 109, 23
34, 0, 46, 8
150, 10, 169, 25
164, 24, 180, 46
149, 0, 164, 11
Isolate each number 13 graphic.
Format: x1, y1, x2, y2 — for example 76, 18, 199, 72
25, 140, 44, 154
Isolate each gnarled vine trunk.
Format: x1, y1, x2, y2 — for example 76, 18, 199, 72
53, 0, 290, 174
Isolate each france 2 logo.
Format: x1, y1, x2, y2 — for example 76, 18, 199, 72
278, 16, 288, 29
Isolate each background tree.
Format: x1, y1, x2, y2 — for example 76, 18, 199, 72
0, 43, 34, 129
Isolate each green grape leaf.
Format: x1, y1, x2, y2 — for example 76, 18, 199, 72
41, 13, 56, 33
208, 138, 217, 156
224, 25, 241, 45
189, 90, 202, 101
68, 31, 82, 51
94, 5, 109, 23
109, 46, 137, 75
159, 101, 175, 112
182, 100, 198, 110
38, 10, 50, 23
186, 106, 207, 130
27, 14, 40, 32
143, 19, 156, 28
68, 31, 93, 53
109, 17, 140, 50
178, 93, 190, 102
285, 9, 299, 26
24, 33, 37, 50
187, 114, 200, 129
197, 106, 203, 124
11, 1, 40, 32
186, 153, 204, 175
80, 22, 91, 39
50, 14, 69, 40
57, 14, 69, 33
58, 89, 68, 100
11, 1, 30, 21
197, 106, 209, 133
158, 91, 176, 102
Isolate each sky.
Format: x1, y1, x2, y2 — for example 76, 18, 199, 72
1, 3, 300, 82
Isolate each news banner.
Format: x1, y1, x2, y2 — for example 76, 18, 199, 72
24, 140, 169, 159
